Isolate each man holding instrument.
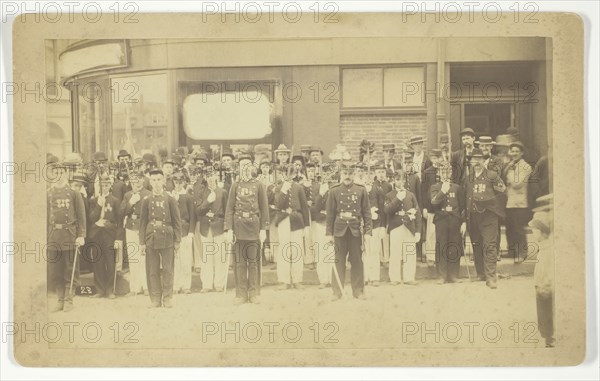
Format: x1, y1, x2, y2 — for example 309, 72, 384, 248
47, 155, 86, 312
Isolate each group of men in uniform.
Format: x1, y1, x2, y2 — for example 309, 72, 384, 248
47, 127, 541, 311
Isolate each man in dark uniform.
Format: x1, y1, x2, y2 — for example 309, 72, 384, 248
88, 174, 123, 299
47, 156, 86, 312
325, 163, 373, 301
430, 162, 466, 284
119, 171, 151, 295
451, 127, 476, 185
465, 148, 507, 289
139, 169, 183, 308
373, 163, 392, 267
224, 153, 269, 305
421, 149, 443, 261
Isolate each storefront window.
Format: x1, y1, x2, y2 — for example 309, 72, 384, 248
110, 73, 169, 159
182, 90, 273, 140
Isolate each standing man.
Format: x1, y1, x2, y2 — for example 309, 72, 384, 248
274, 144, 291, 165
373, 164, 392, 268
465, 148, 506, 289
225, 153, 269, 305
139, 169, 182, 308
502, 141, 533, 262
421, 149, 443, 261
451, 128, 477, 185
378, 144, 402, 173
47, 156, 86, 312
384, 170, 422, 286
408, 135, 432, 181
274, 165, 310, 290
325, 163, 372, 301
430, 162, 466, 284
119, 171, 151, 296
88, 175, 123, 299
196, 170, 229, 292
364, 169, 384, 287
171, 171, 196, 294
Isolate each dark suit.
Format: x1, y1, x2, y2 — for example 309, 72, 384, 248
325, 182, 372, 298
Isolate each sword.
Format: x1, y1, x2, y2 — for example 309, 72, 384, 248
69, 244, 80, 299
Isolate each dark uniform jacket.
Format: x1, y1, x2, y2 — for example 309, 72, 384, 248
120, 188, 152, 231
421, 165, 439, 212
465, 168, 506, 221
273, 181, 310, 231
384, 188, 422, 234
403, 173, 422, 208
47, 185, 87, 248
139, 192, 182, 249
111, 179, 131, 203
172, 191, 196, 236
367, 184, 385, 229
373, 178, 392, 228
310, 182, 328, 224
450, 148, 474, 185
196, 187, 228, 237
376, 158, 402, 173
224, 179, 269, 241
88, 193, 124, 240
430, 182, 466, 223
325, 182, 373, 237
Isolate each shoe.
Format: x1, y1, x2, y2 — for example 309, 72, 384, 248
184, 289, 192, 294
354, 293, 367, 300
107, 293, 116, 299
200, 289, 210, 294
163, 299, 173, 308
477, 276, 486, 282
249, 296, 260, 304
49, 303, 63, 313
447, 278, 462, 284
390, 281, 400, 286
318, 283, 327, 289
62, 301, 73, 312
405, 281, 418, 286
545, 338, 555, 348
308, 263, 316, 271
215, 287, 224, 292
278, 284, 292, 291
331, 294, 342, 302
486, 280, 498, 289
234, 297, 247, 305
147, 303, 161, 309
292, 283, 304, 290
436, 279, 445, 285
371, 281, 380, 287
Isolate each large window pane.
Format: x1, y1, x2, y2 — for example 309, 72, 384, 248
383, 67, 425, 107
111, 74, 168, 159
342, 68, 383, 108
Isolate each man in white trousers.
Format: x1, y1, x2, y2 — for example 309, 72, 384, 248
171, 171, 196, 294
311, 176, 332, 288
365, 169, 385, 286
384, 170, 422, 285
120, 171, 152, 295
196, 171, 229, 292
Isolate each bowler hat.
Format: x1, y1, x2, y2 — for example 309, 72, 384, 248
460, 128, 476, 137
93, 152, 108, 162
117, 150, 131, 159
382, 143, 396, 152
509, 141, 526, 152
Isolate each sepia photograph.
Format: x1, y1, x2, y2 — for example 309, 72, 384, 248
5, 4, 591, 372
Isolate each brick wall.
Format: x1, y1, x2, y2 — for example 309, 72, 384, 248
339, 113, 428, 161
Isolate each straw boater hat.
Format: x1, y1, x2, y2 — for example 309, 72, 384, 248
476, 136, 496, 145
408, 135, 425, 146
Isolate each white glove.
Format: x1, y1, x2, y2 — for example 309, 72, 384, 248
129, 193, 141, 205
97, 195, 106, 207
259, 229, 267, 244
114, 240, 122, 250
370, 207, 378, 220
460, 223, 467, 236
303, 179, 311, 188
217, 181, 224, 189
140, 245, 146, 256
414, 232, 421, 243
207, 191, 216, 203
441, 181, 450, 194
225, 230, 234, 243
319, 183, 329, 196
280, 181, 291, 194
75, 237, 85, 247
187, 232, 194, 238
396, 189, 406, 201
422, 208, 428, 219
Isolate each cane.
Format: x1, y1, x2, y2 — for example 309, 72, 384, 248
69, 243, 80, 298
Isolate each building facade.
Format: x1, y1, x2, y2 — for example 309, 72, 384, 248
46, 37, 551, 164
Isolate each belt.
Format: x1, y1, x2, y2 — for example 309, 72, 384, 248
395, 211, 406, 216
337, 212, 357, 219
444, 206, 453, 212
130, 214, 139, 220
53, 223, 74, 229
236, 211, 258, 218
151, 220, 170, 227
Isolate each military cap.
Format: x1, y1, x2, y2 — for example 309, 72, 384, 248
470, 148, 485, 158
128, 171, 144, 180
476, 136, 496, 145
430, 149, 443, 157
148, 168, 164, 176
309, 146, 324, 155
460, 128, 476, 137
382, 143, 396, 152
93, 151, 108, 162
117, 149, 131, 159
291, 154, 305, 164
142, 153, 157, 163
221, 148, 235, 160
71, 171, 88, 184
509, 141, 526, 152
238, 152, 253, 162
409, 135, 425, 145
